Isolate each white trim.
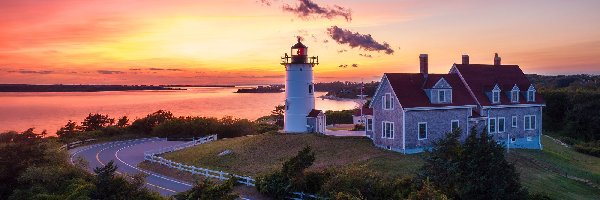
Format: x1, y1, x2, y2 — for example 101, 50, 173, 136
492, 90, 500, 104
451, 120, 460, 132
498, 117, 505, 133
418, 122, 427, 140
366, 118, 373, 131
524, 115, 536, 130
438, 90, 446, 103
402, 110, 406, 150
383, 93, 394, 110
482, 104, 545, 108
369, 75, 387, 108
511, 116, 517, 128
382, 121, 394, 139
488, 117, 497, 133
404, 105, 477, 111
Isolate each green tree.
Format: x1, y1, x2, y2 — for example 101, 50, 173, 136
173, 178, 239, 200
81, 113, 114, 131
56, 120, 80, 138
419, 126, 528, 199
272, 104, 285, 127
117, 116, 130, 127
130, 110, 175, 134
0, 129, 47, 199
256, 146, 315, 199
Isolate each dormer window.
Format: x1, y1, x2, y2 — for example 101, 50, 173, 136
492, 91, 500, 103
527, 85, 536, 102
511, 85, 520, 103
492, 84, 501, 104
438, 90, 446, 102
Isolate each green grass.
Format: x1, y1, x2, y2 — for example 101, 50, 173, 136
163, 133, 600, 199
162, 132, 422, 177
512, 136, 600, 199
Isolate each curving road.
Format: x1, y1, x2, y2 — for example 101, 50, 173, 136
69, 138, 193, 196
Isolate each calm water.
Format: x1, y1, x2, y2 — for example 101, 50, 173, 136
0, 87, 358, 134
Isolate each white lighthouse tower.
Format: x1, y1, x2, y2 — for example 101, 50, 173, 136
281, 38, 323, 133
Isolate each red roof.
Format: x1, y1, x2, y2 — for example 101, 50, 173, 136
353, 107, 373, 116
453, 64, 544, 106
307, 109, 323, 117
385, 73, 477, 108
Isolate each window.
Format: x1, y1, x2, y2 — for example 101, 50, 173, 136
492, 91, 500, 103
488, 118, 497, 133
524, 115, 536, 130
511, 90, 519, 102
308, 84, 313, 94
451, 120, 460, 132
383, 93, 393, 110
511, 137, 516, 143
366, 118, 373, 131
438, 90, 446, 102
512, 116, 517, 128
382, 121, 394, 138
418, 122, 427, 140
527, 137, 533, 141
498, 117, 505, 133
527, 90, 535, 102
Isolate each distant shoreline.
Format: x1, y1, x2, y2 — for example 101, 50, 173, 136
0, 84, 178, 92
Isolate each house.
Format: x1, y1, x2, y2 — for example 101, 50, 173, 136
307, 109, 326, 133
368, 54, 544, 154
352, 107, 373, 125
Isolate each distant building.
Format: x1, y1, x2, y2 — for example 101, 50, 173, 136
369, 54, 544, 154
281, 38, 325, 133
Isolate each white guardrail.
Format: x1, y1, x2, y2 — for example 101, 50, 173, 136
143, 134, 256, 187
60, 138, 97, 150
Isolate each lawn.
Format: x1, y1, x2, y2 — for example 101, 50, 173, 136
161, 132, 423, 177
160, 133, 600, 199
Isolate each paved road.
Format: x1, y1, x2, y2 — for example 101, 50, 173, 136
69, 138, 193, 196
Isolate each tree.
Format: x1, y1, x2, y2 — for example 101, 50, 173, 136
81, 113, 114, 131
130, 110, 174, 134
91, 161, 161, 200
271, 105, 285, 127
117, 116, 130, 127
173, 178, 239, 200
256, 146, 315, 199
56, 120, 80, 138
0, 129, 48, 199
408, 179, 448, 200
419, 126, 528, 199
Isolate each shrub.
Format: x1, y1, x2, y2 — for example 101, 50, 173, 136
573, 140, 600, 157
130, 110, 175, 134
324, 110, 354, 125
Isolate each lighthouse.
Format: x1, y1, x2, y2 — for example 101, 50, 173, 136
281, 38, 325, 133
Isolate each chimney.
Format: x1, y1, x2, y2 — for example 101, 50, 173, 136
462, 55, 469, 64
419, 54, 428, 78
494, 53, 501, 66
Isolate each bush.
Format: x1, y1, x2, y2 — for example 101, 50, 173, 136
352, 124, 365, 131
172, 178, 239, 200
130, 110, 175, 134
573, 141, 600, 157
320, 166, 413, 199
151, 116, 256, 139
324, 110, 354, 125
256, 146, 315, 199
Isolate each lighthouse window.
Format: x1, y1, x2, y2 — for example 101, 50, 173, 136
308, 84, 313, 94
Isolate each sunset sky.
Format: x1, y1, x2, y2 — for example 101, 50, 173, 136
1, 0, 599, 85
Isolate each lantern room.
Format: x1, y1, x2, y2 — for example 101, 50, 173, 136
281, 37, 319, 65
291, 38, 308, 63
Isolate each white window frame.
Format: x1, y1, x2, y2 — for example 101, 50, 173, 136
512, 116, 517, 128
451, 120, 460, 132
524, 115, 536, 130
382, 121, 394, 139
511, 90, 519, 102
418, 122, 427, 140
383, 93, 393, 110
438, 90, 446, 103
366, 118, 373, 131
488, 118, 497, 133
527, 90, 535, 102
498, 117, 505, 133
492, 90, 500, 103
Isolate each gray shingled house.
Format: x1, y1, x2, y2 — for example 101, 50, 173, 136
367, 54, 545, 154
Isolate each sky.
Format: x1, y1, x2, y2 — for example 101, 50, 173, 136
0, 0, 599, 85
